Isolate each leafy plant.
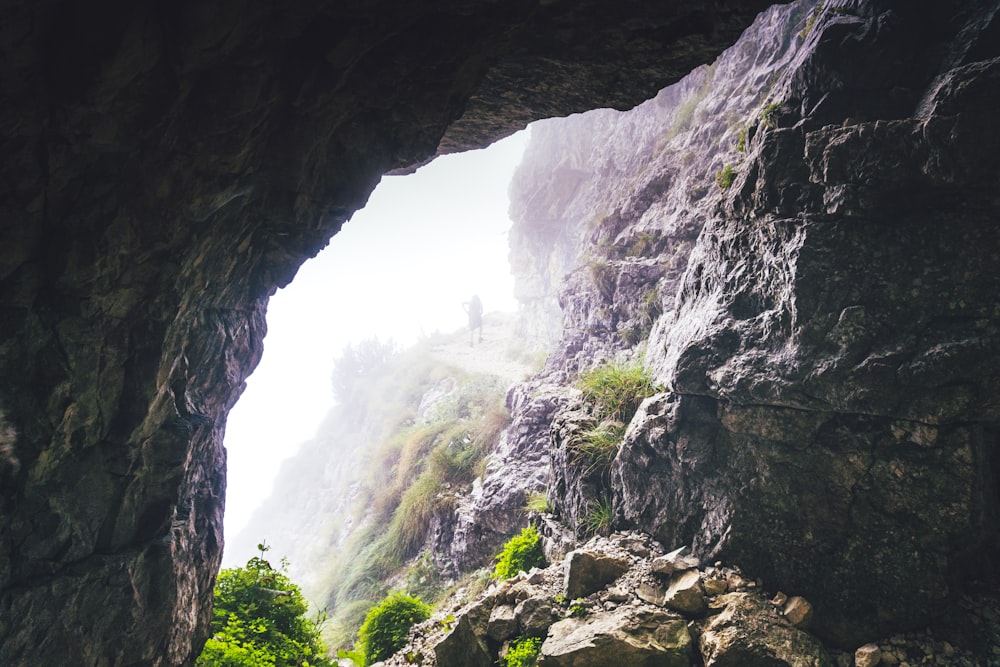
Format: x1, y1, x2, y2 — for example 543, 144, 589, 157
196, 545, 333, 667
569, 601, 589, 618
735, 126, 748, 153
492, 526, 546, 581
716, 163, 736, 189
503, 636, 542, 667
583, 498, 615, 537
357, 591, 431, 665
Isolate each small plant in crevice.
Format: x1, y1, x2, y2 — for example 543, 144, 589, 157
735, 126, 748, 153
641, 288, 663, 325
588, 260, 616, 301
570, 420, 626, 474
524, 490, 551, 513
582, 497, 615, 537
502, 636, 542, 667
577, 362, 659, 423
716, 163, 736, 189
568, 600, 589, 618
492, 526, 546, 581
798, 1, 826, 41
760, 101, 783, 128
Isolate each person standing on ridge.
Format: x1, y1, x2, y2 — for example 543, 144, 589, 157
462, 294, 483, 347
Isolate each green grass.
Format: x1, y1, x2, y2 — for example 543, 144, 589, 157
503, 636, 542, 667
582, 497, 615, 536
524, 491, 551, 513
577, 362, 659, 423
760, 101, 782, 128
570, 420, 626, 474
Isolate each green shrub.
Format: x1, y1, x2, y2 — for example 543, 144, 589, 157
503, 636, 542, 667
493, 526, 546, 580
577, 362, 658, 423
196, 546, 333, 667
735, 126, 747, 153
358, 591, 431, 665
715, 163, 736, 189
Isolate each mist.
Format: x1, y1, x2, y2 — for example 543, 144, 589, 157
222, 129, 530, 551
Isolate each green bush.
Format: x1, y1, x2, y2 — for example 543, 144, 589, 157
358, 591, 431, 665
196, 546, 333, 667
493, 526, 546, 580
760, 101, 782, 128
503, 636, 542, 667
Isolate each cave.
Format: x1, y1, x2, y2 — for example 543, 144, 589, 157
1, 0, 998, 664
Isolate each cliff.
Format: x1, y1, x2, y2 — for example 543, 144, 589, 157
454, 0, 1000, 649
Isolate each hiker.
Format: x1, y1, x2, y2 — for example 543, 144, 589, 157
462, 294, 483, 346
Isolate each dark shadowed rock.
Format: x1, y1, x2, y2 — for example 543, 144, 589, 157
435, 614, 493, 667
564, 550, 630, 600
700, 593, 832, 667
0, 1, 773, 662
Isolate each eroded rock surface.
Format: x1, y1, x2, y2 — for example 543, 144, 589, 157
0, 1, 770, 663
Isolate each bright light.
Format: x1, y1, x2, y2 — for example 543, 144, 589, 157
222, 129, 530, 543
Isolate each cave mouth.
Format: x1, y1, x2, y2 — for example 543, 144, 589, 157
221, 129, 531, 565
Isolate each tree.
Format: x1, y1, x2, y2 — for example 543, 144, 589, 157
196, 544, 333, 667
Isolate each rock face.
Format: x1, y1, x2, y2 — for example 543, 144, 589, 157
0, 2, 771, 664
480, 0, 1000, 648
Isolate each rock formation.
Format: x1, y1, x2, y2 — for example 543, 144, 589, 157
2, 0, 999, 664
0, 1, 770, 664
460, 0, 1000, 649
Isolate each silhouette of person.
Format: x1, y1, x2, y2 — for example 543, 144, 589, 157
462, 294, 483, 346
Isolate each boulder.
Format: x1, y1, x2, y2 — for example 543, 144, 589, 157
516, 596, 559, 637
700, 593, 832, 667
664, 570, 706, 616
564, 550, 630, 600
782, 596, 814, 630
434, 614, 494, 667
651, 546, 701, 575
854, 644, 881, 667
488, 604, 519, 642
539, 606, 692, 667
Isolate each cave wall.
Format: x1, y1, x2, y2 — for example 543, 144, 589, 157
469, 0, 1000, 649
0, 1, 772, 664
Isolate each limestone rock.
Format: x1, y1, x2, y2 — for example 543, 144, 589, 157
651, 546, 701, 575
704, 578, 728, 596
434, 615, 493, 667
783, 596, 815, 629
539, 606, 692, 667
700, 593, 832, 667
636, 581, 667, 606
664, 569, 707, 616
488, 604, 519, 642
564, 550, 630, 600
854, 644, 881, 667
516, 596, 559, 637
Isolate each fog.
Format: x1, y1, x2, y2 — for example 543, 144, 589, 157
222, 129, 531, 541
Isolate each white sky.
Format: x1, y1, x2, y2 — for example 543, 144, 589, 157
223, 129, 531, 537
